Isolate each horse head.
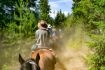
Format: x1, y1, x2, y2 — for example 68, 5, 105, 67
19, 53, 40, 70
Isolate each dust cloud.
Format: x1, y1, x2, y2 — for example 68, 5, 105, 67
0, 25, 91, 70
54, 25, 90, 70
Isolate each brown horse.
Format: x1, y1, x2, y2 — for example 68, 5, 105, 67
31, 48, 56, 70
19, 53, 40, 70
19, 48, 56, 70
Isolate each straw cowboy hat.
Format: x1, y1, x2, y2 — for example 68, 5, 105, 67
38, 20, 48, 29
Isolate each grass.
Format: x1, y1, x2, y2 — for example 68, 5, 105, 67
0, 24, 91, 70
0, 36, 35, 70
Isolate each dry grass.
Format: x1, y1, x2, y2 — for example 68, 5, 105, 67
0, 25, 91, 70
0, 37, 35, 70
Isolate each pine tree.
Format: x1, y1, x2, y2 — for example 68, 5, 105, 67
72, 0, 105, 70
7, 0, 38, 39
55, 10, 66, 28
39, 0, 50, 22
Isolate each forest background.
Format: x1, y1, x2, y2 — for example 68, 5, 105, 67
0, 0, 105, 70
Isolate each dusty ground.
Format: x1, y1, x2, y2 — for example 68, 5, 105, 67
53, 27, 91, 70
55, 45, 90, 70
0, 37, 90, 70
0, 26, 91, 70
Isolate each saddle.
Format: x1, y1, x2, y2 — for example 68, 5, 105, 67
31, 48, 56, 59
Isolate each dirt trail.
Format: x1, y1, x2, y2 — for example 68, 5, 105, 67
54, 27, 90, 70
0, 25, 91, 70
55, 45, 89, 70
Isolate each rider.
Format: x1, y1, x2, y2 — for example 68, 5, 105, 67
31, 20, 51, 51
47, 24, 53, 37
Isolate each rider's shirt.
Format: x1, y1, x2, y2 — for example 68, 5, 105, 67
35, 29, 49, 48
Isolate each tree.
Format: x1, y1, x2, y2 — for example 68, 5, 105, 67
39, 0, 50, 22
54, 10, 66, 28
5, 0, 38, 40
72, 0, 105, 31
72, 0, 105, 70
87, 1, 105, 70
64, 0, 105, 69
0, 0, 38, 30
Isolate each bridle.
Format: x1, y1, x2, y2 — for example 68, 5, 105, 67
28, 60, 40, 70
21, 59, 40, 70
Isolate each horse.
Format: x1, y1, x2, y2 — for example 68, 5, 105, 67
19, 53, 40, 70
19, 48, 56, 70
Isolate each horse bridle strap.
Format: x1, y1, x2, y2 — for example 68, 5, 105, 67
28, 60, 40, 70
29, 61, 35, 65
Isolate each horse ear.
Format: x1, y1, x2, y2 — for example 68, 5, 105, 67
19, 54, 25, 64
35, 53, 40, 64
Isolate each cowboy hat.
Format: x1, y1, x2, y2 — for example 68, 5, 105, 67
38, 20, 48, 29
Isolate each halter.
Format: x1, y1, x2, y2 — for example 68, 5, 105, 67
21, 59, 40, 70
28, 60, 40, 70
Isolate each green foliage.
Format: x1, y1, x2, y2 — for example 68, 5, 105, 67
78, 0, 105, 70
2, 0, 38, 41
72, 0, 105, 31
69, 0, 105, 70
55, 10, 66, 28
2, 64, 9, 70
0, 0, 38, 30
88, 34, 105, 70
39, 0, 52, 23
14, 0, 37, 37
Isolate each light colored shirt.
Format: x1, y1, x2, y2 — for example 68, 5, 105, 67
35, 29, 49, 48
